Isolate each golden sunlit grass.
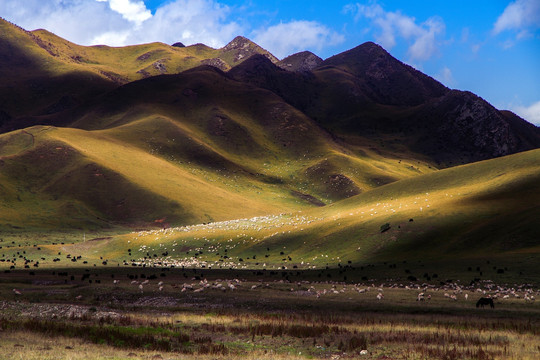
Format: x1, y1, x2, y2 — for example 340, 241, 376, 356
24, 26, 275, 84
47, 148, 535, 273
2, 141, 537, 279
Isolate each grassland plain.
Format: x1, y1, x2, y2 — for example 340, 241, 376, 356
4, 148, 531, 274
0, 267, 539, 359
1, 149, 538, 276
0, 149, 538, 359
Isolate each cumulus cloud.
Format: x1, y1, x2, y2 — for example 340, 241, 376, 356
0, 0, 345, 58
98, 0, 152, 26
512, 100, 540, 125
125, 0, 243, 48
252, 21, 344, 59
345, 2, 445, 61
0, 0, 243, 48
493, 0, 540, 35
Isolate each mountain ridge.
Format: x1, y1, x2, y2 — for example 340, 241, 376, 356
1, 19, 539, 233
1, 18, 538, 166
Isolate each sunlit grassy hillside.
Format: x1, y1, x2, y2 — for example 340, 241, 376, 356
28, 30, 264, 81
0, 122, 433, 233
0, 62, 440, 232
7, 149, 535, 284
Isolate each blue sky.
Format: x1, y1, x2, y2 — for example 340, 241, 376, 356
1, 0, 539, 124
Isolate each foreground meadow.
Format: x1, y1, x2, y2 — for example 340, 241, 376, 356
0, 268, 538, 360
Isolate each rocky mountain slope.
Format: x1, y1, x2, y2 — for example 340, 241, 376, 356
278, 51, 322, 72
228, 43, 540, 166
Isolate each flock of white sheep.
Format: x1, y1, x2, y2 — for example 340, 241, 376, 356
107, 277, 537, 305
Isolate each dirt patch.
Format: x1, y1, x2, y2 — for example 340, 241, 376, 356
88, 237, 112, 242
326, 173, 361, 198
136, 50, 162, 62
133, 297, 178, 307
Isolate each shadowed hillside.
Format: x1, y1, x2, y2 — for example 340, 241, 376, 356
0, 65, 436, 230
228, 44, 540, 167
0, 19, 276, 130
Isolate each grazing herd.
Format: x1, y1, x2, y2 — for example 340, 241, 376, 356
86, 276, 538, 309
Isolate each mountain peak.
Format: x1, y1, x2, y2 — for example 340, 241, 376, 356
278, 51, 322, 72
321, 41, 394, 70
319, 41, 448, 105
223, 36, 255, 51
221, 36, 279, 64
357, 41, 385, 51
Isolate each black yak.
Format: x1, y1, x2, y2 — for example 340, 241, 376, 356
476, 297, 494, 308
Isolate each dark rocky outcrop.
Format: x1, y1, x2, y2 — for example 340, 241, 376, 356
409, 90, 540, 164
227, 43, 540, 167
200, 57, 229, 71
278, 51, 322, 72
318, 41, 449, 106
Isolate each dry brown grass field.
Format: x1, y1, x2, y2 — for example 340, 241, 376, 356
0, 268, 539, 360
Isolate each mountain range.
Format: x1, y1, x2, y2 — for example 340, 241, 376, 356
0, 15, 539, 266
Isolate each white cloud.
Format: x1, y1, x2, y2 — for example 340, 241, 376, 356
407, 17, 445, 61
99, 0, 152, 26
501, 39, 515, 49
0, 0, 243, 48
434, 66, 455, 87
91, 30, 131, 47
252, 21, 345, 59
346, 2, 445, 61
126, 0, 243, 48
512, 100, 540, 125
493, 0, 540, 35
0, 0, 344, 58
0, 0, 136, 45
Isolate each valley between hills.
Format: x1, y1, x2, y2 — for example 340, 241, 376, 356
0, 18, 540, 359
